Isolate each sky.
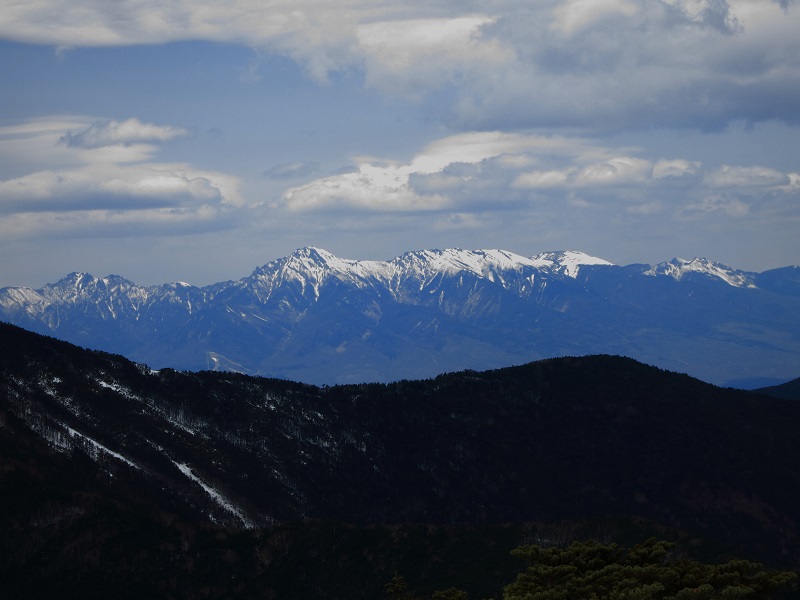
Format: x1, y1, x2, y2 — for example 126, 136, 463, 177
1, 0, 799, 288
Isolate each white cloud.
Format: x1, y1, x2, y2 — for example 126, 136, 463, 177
551, 0, 639, 36
357, 15, 511, 96
0, 163, 241, 210
282, 164, 448, 212
0, 117, 241, 236
514, 155, 658, 189
653, 159, 702, 179
512, 169, 574, 189
408, 132, 555, 173
282, 132, 578, 212
0, 117, 187, 174
704, 164, 789, 187
3, 1, 798, 130
574, 157, 653, 186
280, 128, 799, 229
62, 118, 190, 149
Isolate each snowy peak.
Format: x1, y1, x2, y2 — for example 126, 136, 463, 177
37, 272, 147, 306
256, 246, 386, 279
530, 251, 614, 278
644, 257, 757, 288
249, 247, 392, 302
287, 246, 346, 271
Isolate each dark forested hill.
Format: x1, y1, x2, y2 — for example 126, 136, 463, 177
756, 376, 800, 401
2, 322, 800, 598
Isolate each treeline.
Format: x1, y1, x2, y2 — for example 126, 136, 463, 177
387, 539, 797, 600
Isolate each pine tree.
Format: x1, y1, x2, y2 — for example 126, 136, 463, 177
503, 538, 796, 600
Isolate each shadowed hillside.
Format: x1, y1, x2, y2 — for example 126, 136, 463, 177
756, 376, 800, 401
2, 322, 800, 598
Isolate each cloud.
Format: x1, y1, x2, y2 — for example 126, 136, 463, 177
281, 131, 573, 212
452, 1, 800, 131
61, 118, 190, 149
0, 118, 191, 174
660, 0, 740, 33
282, 164, 448, 212
278, 127, 799, 237
3, 2, 799, 131
652, 159, 702, 179
0, 164, 240, 210
357, 15, 512, 97
514, 155, 658, 189
512, 169, 574, 189
704, 165, 789, 187
0, 117, 241, 237
551, 0, 640, 37
574, 157, 653, 186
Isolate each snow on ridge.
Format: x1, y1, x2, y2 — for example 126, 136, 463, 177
289, 246, 394, 281
530, 250, 614, 278
391, 248, 540, 278
252, 247, 617, 292
436, 248, 539, 274
0, 286, 48, 316
644, 257, 757, 288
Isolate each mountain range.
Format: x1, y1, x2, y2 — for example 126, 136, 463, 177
2, 247, 799, 386
2, 322, 800, 598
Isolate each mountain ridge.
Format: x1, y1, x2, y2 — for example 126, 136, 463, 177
1, 247, 798, 386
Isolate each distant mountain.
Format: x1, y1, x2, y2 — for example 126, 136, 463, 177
2, 247, 799, 386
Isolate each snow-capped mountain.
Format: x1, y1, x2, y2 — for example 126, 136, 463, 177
1, 247, 798, 386
643, 257, 757, 288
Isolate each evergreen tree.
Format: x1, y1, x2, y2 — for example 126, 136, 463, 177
503, 538, 796, 600
386, 573, 416, 600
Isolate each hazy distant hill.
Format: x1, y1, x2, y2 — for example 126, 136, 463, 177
3, 321, 800, 583
2, 247, 799, 386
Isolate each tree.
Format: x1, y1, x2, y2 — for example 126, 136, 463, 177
386, 573, 416, 600
503, 538, 797, 600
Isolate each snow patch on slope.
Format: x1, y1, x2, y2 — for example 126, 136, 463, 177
96, 379, 139, 400
66, 426, 139, 469
173, 461, 254, 528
